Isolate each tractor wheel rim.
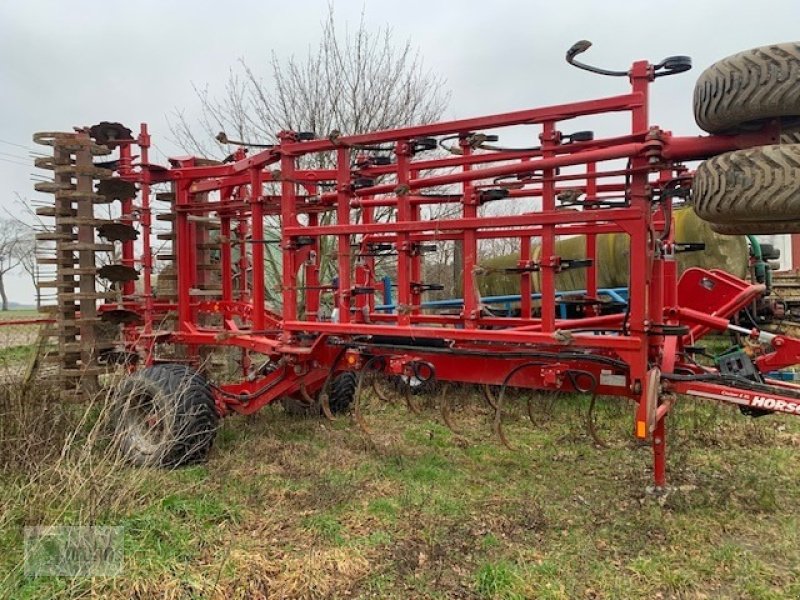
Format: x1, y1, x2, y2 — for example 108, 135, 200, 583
124, 392, 165, 455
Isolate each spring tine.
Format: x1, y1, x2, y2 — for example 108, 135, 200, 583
299, 383, 316, 407
319, 392, 335, 421
493, 384, 513, 450
492, 362, 547, 450
438, 383, 461, 436
403, 380, 421, 414
586, 391, 609, 449
482, 384, 498, 411
353, 367, 372, 436
526, 396, 537, 425
372, 377, 392, 403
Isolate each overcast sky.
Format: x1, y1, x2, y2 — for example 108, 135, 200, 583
1, 0, 799, 304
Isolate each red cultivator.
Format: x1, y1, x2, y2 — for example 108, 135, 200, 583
33, 41, 800, 488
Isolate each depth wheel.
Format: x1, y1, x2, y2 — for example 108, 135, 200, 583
111, 364, 219, 467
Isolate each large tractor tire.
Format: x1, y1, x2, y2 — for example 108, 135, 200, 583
758, 243, 781, 260
111, 364, 219, 467
692, 144, 800, 230
710, 220, 800, 235
694, 42, 800, 134
281, 372, 357, 416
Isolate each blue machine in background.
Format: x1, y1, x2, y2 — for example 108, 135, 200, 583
377, 275, 629, 318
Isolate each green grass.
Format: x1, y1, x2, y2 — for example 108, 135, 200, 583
0, 344, 34, 363
4, 389, 800, 598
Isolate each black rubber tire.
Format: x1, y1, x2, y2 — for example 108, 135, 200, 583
328, 371, 357, 413
694, 42, 800, 133
693, 144, 800, 226
711, 220, 800, 235
281, 372, 357, 416
757, 243, 781, 261
111, 364, 218, 467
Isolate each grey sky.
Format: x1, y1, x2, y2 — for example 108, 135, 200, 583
1, 0, 799, 303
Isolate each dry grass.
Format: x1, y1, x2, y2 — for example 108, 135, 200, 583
2, 377, 800, 599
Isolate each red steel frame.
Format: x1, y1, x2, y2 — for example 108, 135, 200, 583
102, 55, 799, 488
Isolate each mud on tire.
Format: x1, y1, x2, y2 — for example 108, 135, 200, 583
692, 144, 800, 231
694, 42, 800, 133
111, 364, 219, 467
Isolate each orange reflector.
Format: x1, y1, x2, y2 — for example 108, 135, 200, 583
636, 420, 647, 439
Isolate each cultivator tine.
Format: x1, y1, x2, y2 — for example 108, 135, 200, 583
298, 383, 315, 407
437, 383, 463, 437
492, 362, 549, 450
403, 381, 421, 415
319, 392, 335, 421
482, 384, 498, 411
586, 391, 609, 449
492, 384, 513, 450
526, 396, 536, 425
371, 377, 392, 403
525, 390, 559, 426
353, 367, 372, 437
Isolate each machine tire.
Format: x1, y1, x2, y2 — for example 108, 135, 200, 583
328, 371, 357, 413
281, 372, 357, 416
758, 243, 781, 260
710, 220, 800, 235
694, 42, 800, 133
693, 144, 800, 226
111, 364, 219, 467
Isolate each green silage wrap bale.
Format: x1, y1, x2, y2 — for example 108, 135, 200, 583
477, 208, 748, 296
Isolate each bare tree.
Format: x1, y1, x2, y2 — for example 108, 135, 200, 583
0, 219, 31, 311
12, 235, 37, 309
169, 7, 450, 310
170, 7, 449, 159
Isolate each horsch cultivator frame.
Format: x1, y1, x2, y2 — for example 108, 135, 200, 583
33, 41, 800, 489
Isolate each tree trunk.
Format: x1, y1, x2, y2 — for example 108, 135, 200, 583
0, 274, 8, 311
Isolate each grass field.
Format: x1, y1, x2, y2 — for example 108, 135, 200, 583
2, 385, 800, 599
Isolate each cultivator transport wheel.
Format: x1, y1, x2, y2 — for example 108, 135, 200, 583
692, 145, 800, 229
111, 364, 219, 467
691, 43, 800, 233
693, 42, 800, 134
281, 372, 357, 417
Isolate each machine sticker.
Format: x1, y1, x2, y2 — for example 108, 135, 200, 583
599, 370, 626, 387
